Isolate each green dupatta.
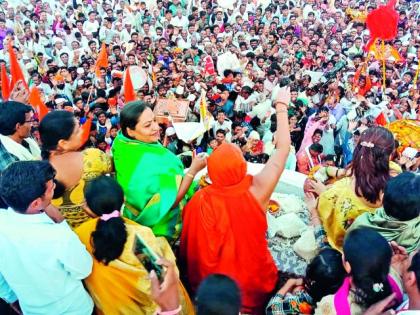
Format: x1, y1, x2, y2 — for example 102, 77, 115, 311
112, 132, 189, 241
349, 207, 420, 253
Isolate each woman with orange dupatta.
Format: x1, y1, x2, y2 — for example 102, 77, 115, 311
180, 87, 292, 315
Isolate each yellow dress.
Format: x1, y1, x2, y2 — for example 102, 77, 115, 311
51, 148, 112, 228
318, 177, 378, 251
75, 218, 195, 315
318, 162, 402, 251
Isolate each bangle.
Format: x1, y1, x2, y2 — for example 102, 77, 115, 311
274, 101, 288, 107
156, 305, 182, 315
185, 172, 195, 179
276, 109, 287, 114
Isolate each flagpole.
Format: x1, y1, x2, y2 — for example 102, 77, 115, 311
413, 57, 420, 87
381, 40, 386, 93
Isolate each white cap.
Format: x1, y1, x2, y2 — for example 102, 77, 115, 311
248, 130, 260, 140
77, 79, 84, 86
53, 37, 63, 45
187, 94, 196, 102
55, 98, 66, 104
165, 127, 176, 136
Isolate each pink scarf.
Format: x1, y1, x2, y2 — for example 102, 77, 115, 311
334, 276, 403, 315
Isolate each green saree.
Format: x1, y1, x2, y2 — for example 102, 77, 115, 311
349, 207, 420, 253
112, 132, 190, 241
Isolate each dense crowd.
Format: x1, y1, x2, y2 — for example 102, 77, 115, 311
0, 0, 419, 314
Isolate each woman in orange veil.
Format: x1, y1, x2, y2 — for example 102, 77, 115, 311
180, 88, 292, 314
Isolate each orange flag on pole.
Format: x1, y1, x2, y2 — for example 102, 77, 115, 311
375, 112, 387, 126
1, 63, 10, 100
124, 67, 136, 102
8, 42, 28, 90
28, 87, 49, 121
94, 42, 108, 77
80, 117, 92, 146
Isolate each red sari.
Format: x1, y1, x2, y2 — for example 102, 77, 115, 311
180, 143, 278, 314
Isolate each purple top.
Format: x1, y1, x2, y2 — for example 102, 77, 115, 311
0, 28, 13, 50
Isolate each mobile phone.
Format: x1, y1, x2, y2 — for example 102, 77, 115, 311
133, 234, 164, 281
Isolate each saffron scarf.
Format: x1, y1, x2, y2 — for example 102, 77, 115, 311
112, 132, 190, 241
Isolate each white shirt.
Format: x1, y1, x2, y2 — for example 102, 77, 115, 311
212, 119, 232, 141
0, 208, 93, 315
171, 15, 189, 28
83, 20, 100, 34
120, 28, 133, 43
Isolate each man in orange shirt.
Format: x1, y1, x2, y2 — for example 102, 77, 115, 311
297, 143, 323, 174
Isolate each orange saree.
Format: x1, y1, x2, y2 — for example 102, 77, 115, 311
180, 143, 278, 315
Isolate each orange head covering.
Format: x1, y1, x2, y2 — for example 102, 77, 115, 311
207, 143, 247, 187
180, 144, 278, 315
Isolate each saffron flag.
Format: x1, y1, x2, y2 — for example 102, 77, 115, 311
369, 41, 403, 62
8, 42, 28, 90
124, 67, 136, 102
95, 42, 108, 77
80, 117, 92, 146
1, 64, 10, 100
375, 112, 387, 126
28, 87, 49, 121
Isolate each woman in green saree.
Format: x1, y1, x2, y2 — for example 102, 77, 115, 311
112, 101, 206, 242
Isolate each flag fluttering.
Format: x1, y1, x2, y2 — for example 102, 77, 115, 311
28, 87, 49, 121
94, 42, 108, 77
368, 40, 403, 62
1, 64, 10, 100
375, 112, 387, 126
124, 67, 136, 102
80, 117, 92, 147
8, 42, 28, 91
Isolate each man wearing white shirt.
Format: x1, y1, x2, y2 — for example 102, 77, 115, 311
176, 29, 191, 49
235, 86, 259, 113
83, 11, 100, 35
0, 102, 41, 172
99, 17, 115, 44
171, 9, 188, 28
0, 160, 93, 315
51, 38, 71, 64
212, 110, 232, 142
120, 21, 134, 43
31, 73, 53, 97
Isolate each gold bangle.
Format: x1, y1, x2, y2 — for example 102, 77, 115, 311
274, 101, 288, 106
185, 172, 195, 179
274, 101, 288, 108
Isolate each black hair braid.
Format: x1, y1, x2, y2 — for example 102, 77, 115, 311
91, 217, 127, 265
